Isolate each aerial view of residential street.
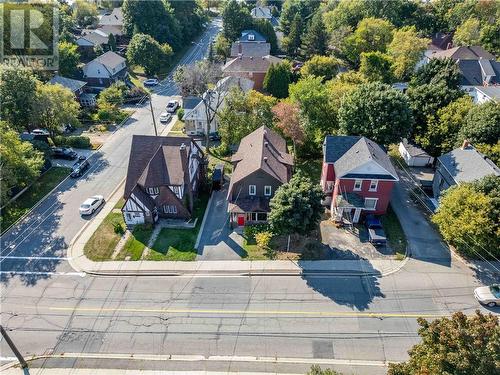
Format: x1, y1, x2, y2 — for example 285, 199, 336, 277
1, 0, 499, 374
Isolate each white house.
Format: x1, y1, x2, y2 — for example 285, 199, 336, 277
82, 51, 127, 89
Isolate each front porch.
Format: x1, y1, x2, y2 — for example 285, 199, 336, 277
332, 192, 365, 224
228, 197, 270, 227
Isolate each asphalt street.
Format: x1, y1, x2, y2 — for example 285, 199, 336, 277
1, 17, 499, 375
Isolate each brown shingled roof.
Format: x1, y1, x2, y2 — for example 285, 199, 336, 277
223, 55, 283, 73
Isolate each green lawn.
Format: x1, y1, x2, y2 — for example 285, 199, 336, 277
241, 238, 270, 260
84, 212, 125, 261
115, 224, 154, 261
114, 197, 125, 209
381, 205, 407, 260
168, 119, 187, 136
1, 167, 71, 232
295, 158, 323, 182
146, 193, 209, 261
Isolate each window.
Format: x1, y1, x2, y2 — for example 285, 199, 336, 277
163, 205, 177, 214
248, 34, 255, 41
264, 185, 272, 196
364, 198, 378, 210
257, 212, 267, 221
354, 180, 362, 191
369, 180, 378, 192
326, 181, 334, 192
249, 185, 256, 195
147, 187, 159, 195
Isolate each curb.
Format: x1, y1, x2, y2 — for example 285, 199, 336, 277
194, 192, 214, 250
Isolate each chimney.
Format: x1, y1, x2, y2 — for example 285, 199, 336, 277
264, 157, 268, 162
461, 139, 470, 150
238, 43, 242, 54
180, 143, 186, 151
264, 141, 269, 147
250, 56, 253, 60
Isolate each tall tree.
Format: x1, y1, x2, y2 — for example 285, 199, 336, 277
272, 101, 304, 156
263, 62, 292, 99
221, 0, 253, 41
31, 83, 80, 138
0, 122, 44, 207
480, 21, 500, 56
279, 0, 320, 36
323, 0, 368, 32
410, 58, 461, 89
388, 311, 500, 375
387, 26, 429, 81
0, 66, 37, 133
454, 17, 482, 46
252, 19, 278, 54
283, 13, 302, 57
173, 61, 222, 97
301, 12, 328, 59
359, 52, 394, 83
213, 35, 231, 61
301, 55, 342, 82
58, 42, 80, 77
127, 33, 173, 76
458, 100, 500, 145
73, 0, 98, 27
169, 0, 205, 44
269, 173, 324, 235
338, 82, 413, 145
108, 33, 117, 52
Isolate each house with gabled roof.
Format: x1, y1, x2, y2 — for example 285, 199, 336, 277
82, 51, 127, 89
250, 6, 279, 27
222, 55, 282, 91
227, 126, 293, 226
98, 8, 124, 31
230, 30, 271, 58
122, 135, 206, 226
321, 136, 399, 223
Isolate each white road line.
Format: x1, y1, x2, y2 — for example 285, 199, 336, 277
0, 256, 70, 260
0, 271, 85, 277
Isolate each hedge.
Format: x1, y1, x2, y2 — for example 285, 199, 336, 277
53, 135, 92, 149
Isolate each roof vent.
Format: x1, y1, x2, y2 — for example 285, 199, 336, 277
264, 141, 269, 147
462, 139, 470, 150
250, 56, 253, 60
180, 143, 186, 150
264, 157, 268, 162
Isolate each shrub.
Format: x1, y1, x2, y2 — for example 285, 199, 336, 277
212, 142, 230, 157
177, 108, 185, 120
113, 222, 125, 235
53, 135, 92, 149
255, 231, 273, 250
243, 223, 270, 240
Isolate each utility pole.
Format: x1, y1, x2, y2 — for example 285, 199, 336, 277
0, 325, 28, 370
148, 94, 158, 136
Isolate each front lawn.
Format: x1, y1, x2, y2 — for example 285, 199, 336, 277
84, 212, 125, 261
381, 205, 407, 260
146, 193, 209, 261
115, 224, 154, 261
1, 167, 71, 232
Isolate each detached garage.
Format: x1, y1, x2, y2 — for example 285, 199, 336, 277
399, 139, 434, 167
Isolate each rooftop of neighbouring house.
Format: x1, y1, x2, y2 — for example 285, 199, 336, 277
323, 136, 398, 181
400, 138, 431, 158
49, 75, 86, 92
430, 45, 495, 60
223, 55, 283, 73
239, 30, 267, 43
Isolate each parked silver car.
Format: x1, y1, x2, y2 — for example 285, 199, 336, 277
474, 285, 500, 307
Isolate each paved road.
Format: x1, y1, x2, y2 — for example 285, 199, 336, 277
0, 19, 222, 281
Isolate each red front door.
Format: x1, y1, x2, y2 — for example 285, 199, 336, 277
237, 215, 245, 226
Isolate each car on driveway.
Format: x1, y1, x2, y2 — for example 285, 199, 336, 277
52, 147, 77, 160
159, 112, 172, 123
365, 215, 387, 246
70, 159, 90, 178
144, 78, 159, 86
79, 195, 105, 216
166, 100, 179, 113
474, 285, 500, 307
212, 164, 224, 191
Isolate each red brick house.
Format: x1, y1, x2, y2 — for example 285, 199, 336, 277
122, 136, 206, 226
320, 136, 399, 223
222, 55, 282, 91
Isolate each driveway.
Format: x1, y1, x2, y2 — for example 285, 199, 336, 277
196, 184, 245, 260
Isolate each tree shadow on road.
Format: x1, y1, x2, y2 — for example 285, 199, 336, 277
300, 249, 385, 311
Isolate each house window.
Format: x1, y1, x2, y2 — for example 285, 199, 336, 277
248, 34, 255, 41
326, 181, 334, 192
369, 180, 378, 192
163, 205, 177, 214
354, 180, 362, 191
147, 187, 159, 195
364, 198, 378, 211
264, 185, 272, 196
257, 212, 267, 221
249, 185, 256, 195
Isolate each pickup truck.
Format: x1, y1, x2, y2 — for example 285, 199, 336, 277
365, 215, 387, 246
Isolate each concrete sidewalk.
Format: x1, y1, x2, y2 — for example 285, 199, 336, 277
67, 183, 407, 276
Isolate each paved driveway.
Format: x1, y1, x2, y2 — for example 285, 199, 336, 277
196, 185, 245, 260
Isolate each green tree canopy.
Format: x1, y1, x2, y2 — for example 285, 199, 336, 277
388, 311, 500, 375
458, 100, 500, 145
73, 0, 98, 27
269, 173, 324, 235
301, 12, 328, 59
301, 55, 342, 82
252, 19, 279, 54
454, 17, 482, 46
282, 13, 302, 57
127, 33, 173, 76
410, 58, 461, 89
0, 122, 44, 207
338, 82, 413, 145
480, 21, 500, 56
0, 66, 37, 133
359, 51, 395, 84
263, 62, 292, 99
387, 26, 429, 81
221, 0, 253, 41
213, 35, 231, 61
58, 42, 80, 77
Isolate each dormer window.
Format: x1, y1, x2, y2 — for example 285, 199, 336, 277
147, 187, 159, 195
248, 34, 255, 41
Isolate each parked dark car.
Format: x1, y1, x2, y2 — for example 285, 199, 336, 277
209, 131, 221, 141
70, 160, 90, 178
212, 164, 224, 191
52, 147, 77, 160
365, 215, 387, 246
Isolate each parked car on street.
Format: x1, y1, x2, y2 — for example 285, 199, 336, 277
365, 215, 387, 246
159, 112, 172, 123
209, 131, 221, 141
52, 147, 77, 160
144, 78, 159, 86
166, 100, 179, 113
32, 128, 50, 135
79, 195, 105, 216
474, 285, 500, 307
70, 160, 90, 178
212, 164, 224, 191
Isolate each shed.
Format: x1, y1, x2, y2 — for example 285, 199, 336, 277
399, 139, 434, 167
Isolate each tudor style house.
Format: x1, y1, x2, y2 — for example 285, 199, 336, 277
122, 135, 206, 226
321, 136, 399, 223
227, 126, 293, 227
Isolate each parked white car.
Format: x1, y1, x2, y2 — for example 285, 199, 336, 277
166, 100, 179, 113
79, 195, 105, 216
474, 285, 500, 307
159, 112, 172, 123
144, 78, 159, 86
